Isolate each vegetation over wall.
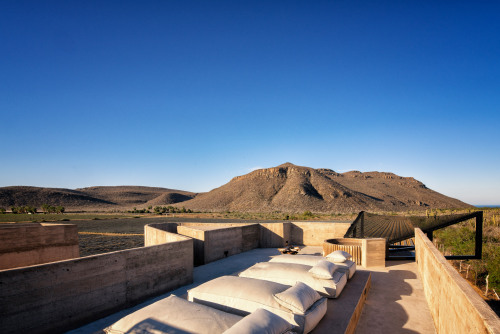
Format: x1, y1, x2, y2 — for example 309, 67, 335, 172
434, 208, 500, 302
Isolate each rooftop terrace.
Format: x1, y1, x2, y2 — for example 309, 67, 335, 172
0, 221, 499, 333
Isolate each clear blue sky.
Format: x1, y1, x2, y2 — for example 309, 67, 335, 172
1, 1, 499, 205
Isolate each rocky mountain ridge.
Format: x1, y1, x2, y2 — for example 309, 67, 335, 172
0, 163, 470, 212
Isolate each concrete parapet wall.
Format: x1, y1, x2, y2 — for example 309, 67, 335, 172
260, 222, 291, 247
0, 223, 79, 270
178, 224, 260, 265
362, 238, 386, 268
415, 228, 500, 334
144, 222, 180, 246
0, 226, 193, 334
177, 225, 207, 266
291, 222, 352, 245
204, 226, 243, 263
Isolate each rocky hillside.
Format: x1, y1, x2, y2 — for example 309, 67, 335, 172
0, 186, 196, 210
177, 163, 470, 213
0, 163, 471, 213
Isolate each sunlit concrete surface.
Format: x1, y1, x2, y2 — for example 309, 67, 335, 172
67, 248, 436, 334
355, 260, 436, 334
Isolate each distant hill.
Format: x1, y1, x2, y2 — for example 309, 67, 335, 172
0, 186, 196, 210
176, 163, 471, 213
0, 163, 471, 213
77, 186, 196, 207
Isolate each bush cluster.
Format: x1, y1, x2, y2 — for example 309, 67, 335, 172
10, 206, 38, 214
41, 204, 65, 214
154, 206, 192, 214
127, 206, 193, 214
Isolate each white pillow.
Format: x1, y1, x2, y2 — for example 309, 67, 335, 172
222, 308, 294, 334
273, 281, 321, 314
326, 250, 352, 263
308, 260, 337, 279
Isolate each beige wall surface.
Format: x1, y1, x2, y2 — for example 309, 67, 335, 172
362, 238, 386, 268
415, 228, 500, 334
291, 222, 352, 245
204, 226, 243, 263
0, 223, 79, 270
177, 225, 207, 265
0, 228, 193, 334
259, 222, 291, 247
178, 224, 260, 265
144, 222, 180, 246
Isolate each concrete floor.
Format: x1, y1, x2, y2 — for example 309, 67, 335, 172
355, 261, 436, 334
67, 248, 436, 334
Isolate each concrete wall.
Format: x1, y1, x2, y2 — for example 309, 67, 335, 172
322, 237, 386, 268
0, 226, 193, 334
144, 222, 179, 246
260, 222, 291, 247
0, 223, 80, 270
177, 225, 209, 266
415, 228, 500, 334
178, 224, 260, 265
291, 221, 352, 246
173, 221, 353, 264
361, 238, 386, 268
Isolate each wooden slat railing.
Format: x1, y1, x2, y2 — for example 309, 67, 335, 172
323, 239, 362, 265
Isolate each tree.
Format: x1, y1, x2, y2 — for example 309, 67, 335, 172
56, 206, 65, 214
0, 208, 6, 214
25, 206, 37, 214
42, 204, 50, 214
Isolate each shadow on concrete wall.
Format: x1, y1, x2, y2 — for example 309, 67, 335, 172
292, 226, 304, 245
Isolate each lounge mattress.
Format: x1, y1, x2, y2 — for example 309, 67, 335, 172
269, 254, 357, 279
239, 261, 347, 298
187, 275, 327, 334
104, 295, 242, 334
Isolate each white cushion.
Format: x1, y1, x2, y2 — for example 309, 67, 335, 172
187, 275, 328, 332
308, 260, 337, 279
326, 250, 352, 263
223, 308, 294, 334
273, 282, 321, 314
238, 262, 346, 298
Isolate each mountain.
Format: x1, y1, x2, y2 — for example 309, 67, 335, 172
0, 163, 471, 212
0, 186, 196, 210
176, 163, 471, 213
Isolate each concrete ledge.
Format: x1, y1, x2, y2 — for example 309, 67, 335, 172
311, 270, 371, 333
415, 228, 500, 334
